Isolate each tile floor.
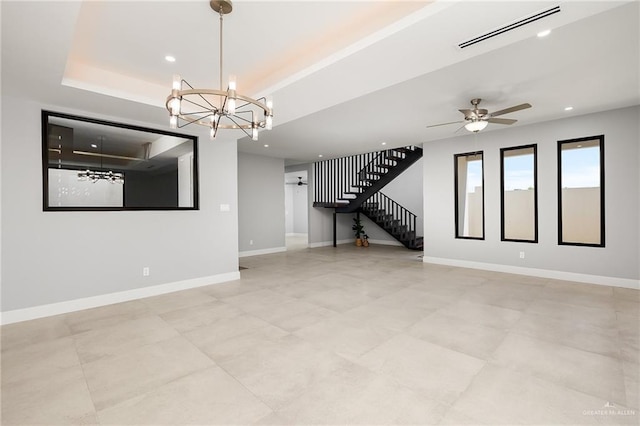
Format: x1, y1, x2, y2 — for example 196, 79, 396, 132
1, 244, 638, 425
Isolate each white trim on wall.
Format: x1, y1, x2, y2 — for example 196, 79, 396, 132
423, 256, 639, 290
308, 239, 404, 248
239, 247, 287, 257
1, 272, 240, 325
309, 239, 353, 248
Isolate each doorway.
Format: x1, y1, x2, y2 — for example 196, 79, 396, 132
284, 171, 309, 250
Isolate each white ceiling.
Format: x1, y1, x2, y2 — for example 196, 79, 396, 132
2, 1, 638, 166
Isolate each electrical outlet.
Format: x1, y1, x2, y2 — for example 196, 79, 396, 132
249, 240, 254, 245
143, 267, 150, 276
519, 252, 525, 259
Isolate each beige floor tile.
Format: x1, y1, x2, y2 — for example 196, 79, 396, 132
451, 364, 631, 425
407, 311, 508, 360
624, 375, 639, 410
270, 279, 334, 298
1, 364, 97, 425
438, 408, 489, 425
82, 335, 214, 411
1, 245, 635, 425
193, 323, 289, 364
249, 299, 337, 332
357, 333, 485, 404
218, 335, 353, 409
275, 363, 449, 425
294, 314, 396, 362
183, 314, 289, 363
159, 300, 244, 333
298, 286, 379, 313
541, 279, 615, 310
460, 280, 542, 311
1, 314, 71, 353
512, 311, 620, 357
343, 303, 428, 333
490, 334, 627, 406
64, 300, 150, 334
223, 288, 299, 313
435, 300, 522, 331
200, 280, 263, 299
526, 298, 617, 329
369, 288, 456, 314
140, 288, 217, 315
1, 336, 80, 386
74, 315, 180, 363
97, 366, 272, 425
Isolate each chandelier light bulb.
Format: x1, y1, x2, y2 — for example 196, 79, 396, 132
252, 126, 258, 141
227, 97, 236, 115
169, 98, 181, 116
228, 74, 236, 91
172, 74, 182, 90
169, 115, 178, 129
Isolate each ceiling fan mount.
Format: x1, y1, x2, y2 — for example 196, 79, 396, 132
427, 98, 532, 133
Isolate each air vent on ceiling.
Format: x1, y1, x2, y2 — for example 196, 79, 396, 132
458, 5, 561, 49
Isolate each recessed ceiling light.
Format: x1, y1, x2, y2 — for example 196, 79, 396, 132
537, 29, 551, 38
564, 106, 574, 111
165, 55, 176, 62
263, 144, 269, 148
381, 142, 387, 146
318, 154, 323, 158
91, 144, 98, 148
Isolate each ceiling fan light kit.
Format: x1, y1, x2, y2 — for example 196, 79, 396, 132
427, 98, 532, 133
464, 120, 489, 133
166, 0, 273, 141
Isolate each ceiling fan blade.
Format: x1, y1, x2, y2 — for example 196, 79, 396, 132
487, 117, 517, 125
489, 103, 531, 117
426, 120, 463, 128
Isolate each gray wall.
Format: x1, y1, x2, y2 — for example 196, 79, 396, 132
423, 106, 640, 281
238, 152, 285, 253
1, 97, 240, 312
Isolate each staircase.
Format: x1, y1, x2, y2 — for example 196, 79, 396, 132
362, 192, 423, 250
313, 146, 423, 250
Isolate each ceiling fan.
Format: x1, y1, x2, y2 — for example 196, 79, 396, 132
286, 177, 308, 186
427, 98, 532, 133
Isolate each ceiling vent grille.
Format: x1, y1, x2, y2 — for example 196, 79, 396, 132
458, 5, 561, 49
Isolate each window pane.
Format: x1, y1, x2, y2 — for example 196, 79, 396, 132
501, 145, 537, 242
558, 136, 604, 246
455, 152, 484, 239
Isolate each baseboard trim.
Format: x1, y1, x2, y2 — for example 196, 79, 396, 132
239, 246, 287, 258
368, 239, 403, 247
308, 239, 353, 248
285, 233, 308, 237
423, 256, 639, 290
0, 271, 241, 325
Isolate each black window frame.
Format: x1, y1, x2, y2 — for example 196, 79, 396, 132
557, 135, 605, 247
42, 110, 200, 212
500, 144, 538, 243
454, 151, 485, 240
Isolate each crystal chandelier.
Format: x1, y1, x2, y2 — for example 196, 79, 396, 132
166, 0, 273, 141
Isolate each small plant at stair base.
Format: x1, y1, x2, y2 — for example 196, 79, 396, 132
362, 234, 370, 247
352, 217, 365, 246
